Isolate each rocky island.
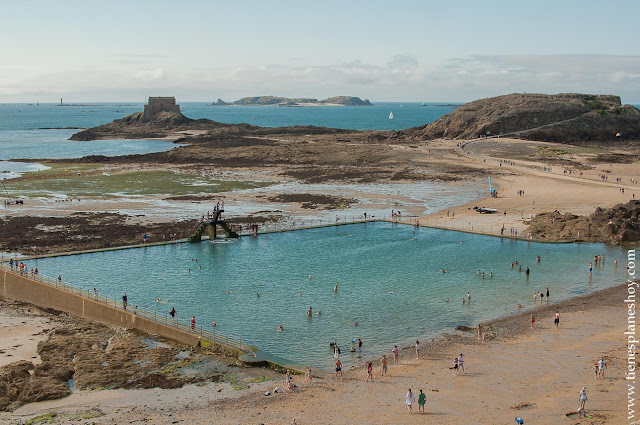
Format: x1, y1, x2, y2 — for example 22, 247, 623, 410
212, 95, 373, 106
398, 93, 640, 143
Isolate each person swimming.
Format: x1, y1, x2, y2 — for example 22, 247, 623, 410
334, 283, 338, 291
278, 324, 284, 331
308, 275, 313, 279
445, 298, 449, 302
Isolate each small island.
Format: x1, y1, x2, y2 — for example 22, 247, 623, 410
211, 95, 373, 107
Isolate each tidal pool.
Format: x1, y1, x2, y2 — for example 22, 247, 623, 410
24, 222, 626, 370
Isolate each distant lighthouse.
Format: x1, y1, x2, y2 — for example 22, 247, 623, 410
60, 98, 63, 106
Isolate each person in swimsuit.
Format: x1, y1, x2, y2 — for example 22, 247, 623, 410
546, 287, 550, 298
381, 354, 388, 376
405, 389, 415, 413
530, 314, 535, 329
366, 361, 373, 382
452, 357, 459, 376
392, 345, 399, 364
418, 389, 426, 413
358, 338, 363, 353
335, 359, 343, 379
554, 311, 560, 328
415, 340, 420, 359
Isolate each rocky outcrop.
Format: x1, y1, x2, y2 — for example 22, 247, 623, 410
0, 360, 72, 411
234, 96, 318, 105
402, 93, 640, 143
211, 98, 229, 106
321, 96, 372, 106
69, 110, 236, 141
527, 200, 640, 244
231, 95, 372, 106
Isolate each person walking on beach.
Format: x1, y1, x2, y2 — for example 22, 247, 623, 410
392, 345, 399, 364
366, 361, 374, 382
554, 311, 560, 328
457, 353, 465, 374
122, 293, 128, 310
578, 387, 588, 416
190, 315, 196, 331
598, 358, 606, 378
452, 357, 459, 376
415, 340, 420, 359
405, 389, 415, 413
335, 358, 342, 380
418, 389, 426, 413
381, 354, 388, 376
530, 314, 535, 329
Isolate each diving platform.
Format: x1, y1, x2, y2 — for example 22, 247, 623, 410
188, 209, 238, 242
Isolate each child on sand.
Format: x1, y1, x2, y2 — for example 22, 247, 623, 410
578, 387, 588, 416
366, 361, 373, 382
335, 359, 342, 380
530, 314, 535, 329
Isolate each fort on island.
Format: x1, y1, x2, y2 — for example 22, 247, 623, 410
142, 96, 181, 122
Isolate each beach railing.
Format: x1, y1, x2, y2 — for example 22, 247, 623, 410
0, 263, 253, 353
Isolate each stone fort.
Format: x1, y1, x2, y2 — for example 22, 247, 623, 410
142, 97, 181, 121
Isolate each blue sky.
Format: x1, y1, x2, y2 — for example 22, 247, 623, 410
1, 0, 639, 102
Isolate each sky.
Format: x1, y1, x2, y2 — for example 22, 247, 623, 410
1, 0, 639, 103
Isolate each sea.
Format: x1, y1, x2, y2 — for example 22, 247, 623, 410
0, 102, 456, 163
22, 222, 626, 370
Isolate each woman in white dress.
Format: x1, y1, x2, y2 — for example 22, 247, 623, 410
405, 388, 415, 413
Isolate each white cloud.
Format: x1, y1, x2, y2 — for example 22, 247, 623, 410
1, 54, 639, 103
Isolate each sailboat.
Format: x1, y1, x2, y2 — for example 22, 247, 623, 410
389, 111, 394, 120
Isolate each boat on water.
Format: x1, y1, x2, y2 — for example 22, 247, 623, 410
421, 102, 426, 106
389, 111, 394, 120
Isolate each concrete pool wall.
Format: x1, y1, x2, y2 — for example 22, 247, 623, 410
1, 266, 250, 356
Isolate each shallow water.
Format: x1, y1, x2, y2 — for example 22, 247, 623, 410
0, 129, 181, 160
0, 161, 49, 179
24, 222, 626, 370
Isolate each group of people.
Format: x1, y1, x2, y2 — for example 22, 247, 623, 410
533, 288, 550, 304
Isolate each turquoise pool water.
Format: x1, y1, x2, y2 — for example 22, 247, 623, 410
24, 222, 626, 370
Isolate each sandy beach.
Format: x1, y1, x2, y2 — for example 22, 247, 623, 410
1, 282, 629, 425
